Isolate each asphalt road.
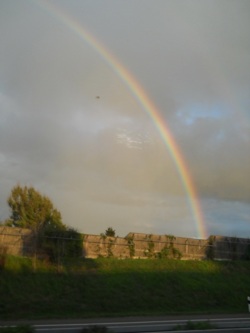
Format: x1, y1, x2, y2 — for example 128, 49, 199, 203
2, 315, 250, 333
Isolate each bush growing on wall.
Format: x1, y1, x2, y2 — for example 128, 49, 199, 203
107, 239, 115, 258
156, 235, 182, 259
125, 234, 135, 258
144, 234, 155, 258
206, 236, 216, 260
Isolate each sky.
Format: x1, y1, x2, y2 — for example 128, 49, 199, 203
0, 0, 250, 239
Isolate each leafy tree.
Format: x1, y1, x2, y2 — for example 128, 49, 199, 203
5, 185, 83, 263
105, 227, 116, 237
6, 185, 63, 232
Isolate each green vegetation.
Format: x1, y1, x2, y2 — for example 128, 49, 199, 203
3, 185, 83, 265
125, 234, 135, 258
5, 185, 62, 229
1, 255, 250, 320
0, 245, 7, 271
143, 234, 182, 259
144, 234, 155, 258
0, 325, 34, 333
206, 236, 216, 260
104, 227, 116, 237
81, 326, 109, 333
174, 321, 216, 331
156, 235, 182, 259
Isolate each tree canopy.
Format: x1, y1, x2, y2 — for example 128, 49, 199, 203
5, 185, 83, 263
105, 227, 116, 237
6, 185, 64, 232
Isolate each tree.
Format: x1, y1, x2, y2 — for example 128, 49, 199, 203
6, 185, 83, 264
105, 227, 116, 237
6, 185, 63, 232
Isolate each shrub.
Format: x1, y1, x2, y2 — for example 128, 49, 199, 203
81, 326, 109, 333
206, 236, 216, 260
174, 321, 216, 331
40, 228, 83, 263
156, 235, 182, 259
125, 235, 135, 258
107, 239, 114, 258
0, 325, 34, 333
243, 244, 250, 260
0, 245, 8, 271
144, 234, 155, 258
105, 227, 116, 237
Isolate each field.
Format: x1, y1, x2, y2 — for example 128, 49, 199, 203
1, 255, 250, 320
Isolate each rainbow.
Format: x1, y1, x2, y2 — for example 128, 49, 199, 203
33, 0, 207, 239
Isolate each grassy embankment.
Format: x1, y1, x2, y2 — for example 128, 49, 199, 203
1, 255, 250, 320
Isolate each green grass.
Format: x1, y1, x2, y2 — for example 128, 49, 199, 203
1, 256, 250, 320
174, 321, 217, 331
0, 325, 34, 333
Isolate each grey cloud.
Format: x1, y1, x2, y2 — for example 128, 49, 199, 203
1, 0, 250, 238
172, 114, 250, 203
202, 198, 250, 237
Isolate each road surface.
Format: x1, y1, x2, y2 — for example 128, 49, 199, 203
1, 315, 250, 333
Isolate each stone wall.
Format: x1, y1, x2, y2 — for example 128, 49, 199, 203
83, 232, 208, 259
1, 226, 249, 260
206, 235, 250, 260
0, 226, 32, 256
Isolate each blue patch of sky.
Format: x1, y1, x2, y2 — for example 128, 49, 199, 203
177, 103, 224, 125
203, 199, 250, 238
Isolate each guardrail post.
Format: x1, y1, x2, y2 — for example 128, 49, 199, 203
247, 296, 250, 312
